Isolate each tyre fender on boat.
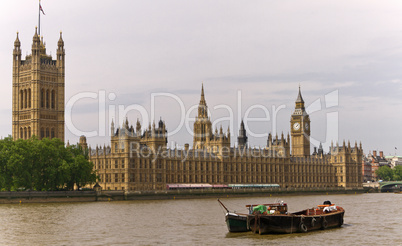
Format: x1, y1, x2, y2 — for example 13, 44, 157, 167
311, 217, 316, 227
299, 223, 308, 232
322, 218, 328, 229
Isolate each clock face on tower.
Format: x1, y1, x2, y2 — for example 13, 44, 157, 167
293, 122, 300, 130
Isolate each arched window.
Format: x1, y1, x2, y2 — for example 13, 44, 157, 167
41, 89, 45, 108
51, 90, 55, 109
40, 128, 44, 139
28, 89, 31, 108
24, 127, 27, 139
24, 89, 27, 109
46, 128, 49, 138
20, 127, 23, 139
46, 90, 49, 108
20, 90, 23, 109
51, 128, 55, 139
28, 127, 31, 138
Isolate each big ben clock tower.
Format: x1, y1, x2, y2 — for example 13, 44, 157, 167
290, 86, 310, 157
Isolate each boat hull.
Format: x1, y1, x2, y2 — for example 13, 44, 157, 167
248, 210, 344, 234
225, 213, 249, 232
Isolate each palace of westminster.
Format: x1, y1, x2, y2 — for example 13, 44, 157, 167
11, 29, 363, 191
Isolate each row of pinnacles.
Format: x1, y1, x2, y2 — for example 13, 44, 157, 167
88, 117, 168, 156
329, 140, 363, 161
112, 118, 167, 140
86, 84, 363, 161
267, 132, 291, 158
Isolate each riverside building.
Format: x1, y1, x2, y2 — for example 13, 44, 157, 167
88, 86, 363, 191
12, 28, 65, 142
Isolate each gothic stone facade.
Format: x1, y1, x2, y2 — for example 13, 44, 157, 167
12, 28, 65, 141
88, 86, 363, 191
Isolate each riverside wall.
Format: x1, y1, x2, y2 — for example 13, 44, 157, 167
0, 187, 366, 204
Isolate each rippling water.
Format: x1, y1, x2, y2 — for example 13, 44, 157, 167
0, 193, 400, 245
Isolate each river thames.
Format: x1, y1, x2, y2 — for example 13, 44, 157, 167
0, 193, 400, 245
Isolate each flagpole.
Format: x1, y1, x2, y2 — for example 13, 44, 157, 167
38, 0, 41, 36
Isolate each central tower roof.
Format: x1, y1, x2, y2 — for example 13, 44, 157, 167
197, 83, 208, 118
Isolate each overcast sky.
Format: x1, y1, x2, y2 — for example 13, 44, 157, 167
1, 0, 401, 156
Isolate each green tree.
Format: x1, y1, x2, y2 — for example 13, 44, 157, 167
0, 137, 15, 191
65, 144, 96, 190
393, 165, 402, 181
8, 139, 33, 190
375, 166, 393, 181
0, 136, 96, 191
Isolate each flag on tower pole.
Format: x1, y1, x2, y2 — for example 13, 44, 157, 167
38, 0, 45, 36
40, 2, 45, 15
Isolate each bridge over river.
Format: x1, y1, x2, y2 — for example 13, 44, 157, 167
379, 181, 402, 192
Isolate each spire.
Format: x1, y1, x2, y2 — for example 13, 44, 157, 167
200, 83, 206, 105
14, 32, 20, 47
136, 119, 141, 136
318, 142, 323, 156
58, 31, 64, 47
238, 120, 248, 149
158, 117, 164, 129
111, 118, 115, 136
239, 120, 246, 136
292, 85, 307, 116
125, 117, 129, 129
296, 86, 305, 107
33, 27, 40, 43
198, 83, 208, 118
296, 85, 304, 103
201, 83, 205, 98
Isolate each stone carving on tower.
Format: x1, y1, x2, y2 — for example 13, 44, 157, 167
12, 28, 65, 141
290, 86, 310, 157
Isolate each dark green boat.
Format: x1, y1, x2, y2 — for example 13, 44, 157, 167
225, 212, 249, 232
218, 199, 249, 232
